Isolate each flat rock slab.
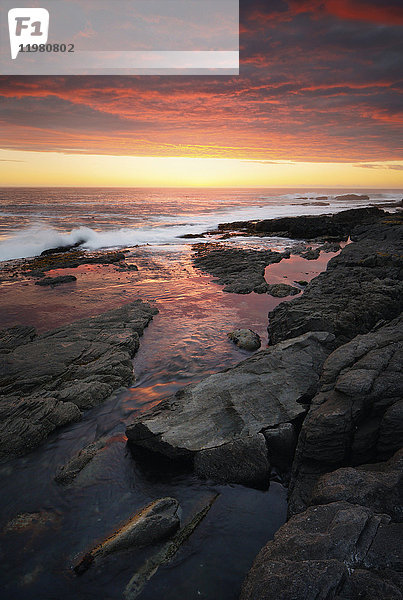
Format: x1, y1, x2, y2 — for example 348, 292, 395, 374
127, 331, 334, 486
0, 300, 158, 460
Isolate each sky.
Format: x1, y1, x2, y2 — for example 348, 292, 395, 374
0, 0, 402, 187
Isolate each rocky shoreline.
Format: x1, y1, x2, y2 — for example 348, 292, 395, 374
0, 206, 401, 599
127, 208, 403, 599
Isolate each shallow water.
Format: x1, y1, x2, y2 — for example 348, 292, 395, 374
0, 232, 343, 599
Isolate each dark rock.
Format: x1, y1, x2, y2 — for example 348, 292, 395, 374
20, 250, 127, 273
0, 301, 158, 460
40, 240, 85, 256
194, 434, 270, 487
295, 280, 308, 286
35, 275, 77, 287
218, 207, 384, 240
338, 568, 403, 600
227, 329, 261, 351
74, 497, 180, 574
126, 331, 334, 485
266, 283, 300, 297
55, 438, 108, 485
178, 233, 205, 239
0, 395, 81, 460
318, 242, 341, 253
301, 247, 320, 260
335, 194, 370, 201
288, 316, 403, 515
268, 216, 403, 346
0, 325, 36, 353
241, 501, 395, 600
192, 243, 289, 294
311, 449, 403, 521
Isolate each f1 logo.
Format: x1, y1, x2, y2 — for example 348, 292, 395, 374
8, 8, 50, 59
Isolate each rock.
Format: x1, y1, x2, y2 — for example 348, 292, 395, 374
178, 233, 205, 239
338, 568, 403, 600
0, 396, 81, 460
266, 283, 300, 297
318, 242, 341, 253
0, 300, 158, 460
218, 207, 383, 240
227, 329, 261, 351
311, 449, 403, 521
192, 243, 289, 294
301, 248, 320, 260
55, 438, 108, 485
288, 316, 403, 515
126, 331, 334, 486
40, 240, 85, 256
194, 434, 270, 488
294, 280, 308, 286
35, 275, 77, 287
4, 510, 60, 534
74, 497, 180, 574
241, 501, 399, 600
316, 196, 328, 201
124, 494, 218, 600
268, 216, 403, 346
0, 325, 36, 353
335, 194, 370, 201
19, 249, 127, 274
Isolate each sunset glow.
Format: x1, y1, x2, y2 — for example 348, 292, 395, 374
0, 0, 402, 186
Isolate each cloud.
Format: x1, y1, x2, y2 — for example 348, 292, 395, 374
355, 163, 403, 170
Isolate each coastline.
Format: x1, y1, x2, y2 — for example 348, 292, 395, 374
0, 206, 402, 599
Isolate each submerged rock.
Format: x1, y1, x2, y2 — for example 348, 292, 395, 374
266, 283, 300, 297
74, 497, 180, 574
35, 275, 77, 287
55, 438, 108, 485
241, 501, 401, 600
126, 331, 334, 486
0, 300, 158, 460
227, 329, 261, 351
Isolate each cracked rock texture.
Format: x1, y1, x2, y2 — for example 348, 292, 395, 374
0, 300, 158, 460
126, 331, 334, 486
240, 501, 402, 600
288, 316, 403, 516
268, 216, 403, 346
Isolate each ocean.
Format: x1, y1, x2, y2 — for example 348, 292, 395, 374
0, 187, 401, 260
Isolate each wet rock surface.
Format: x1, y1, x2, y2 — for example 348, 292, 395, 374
241, 501, 402, 600
192, 243, 289, 293
74, 497, 180, 574
55, 438, 108, 485
0, 300, 158, 460
227, 328, 261, 351
268, 216, 403, 346
265, 283, 300, 297
35, 275, 77, 287
126, 331, 334, 486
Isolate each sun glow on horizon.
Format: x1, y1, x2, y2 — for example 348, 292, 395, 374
0, 150, 402, 188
